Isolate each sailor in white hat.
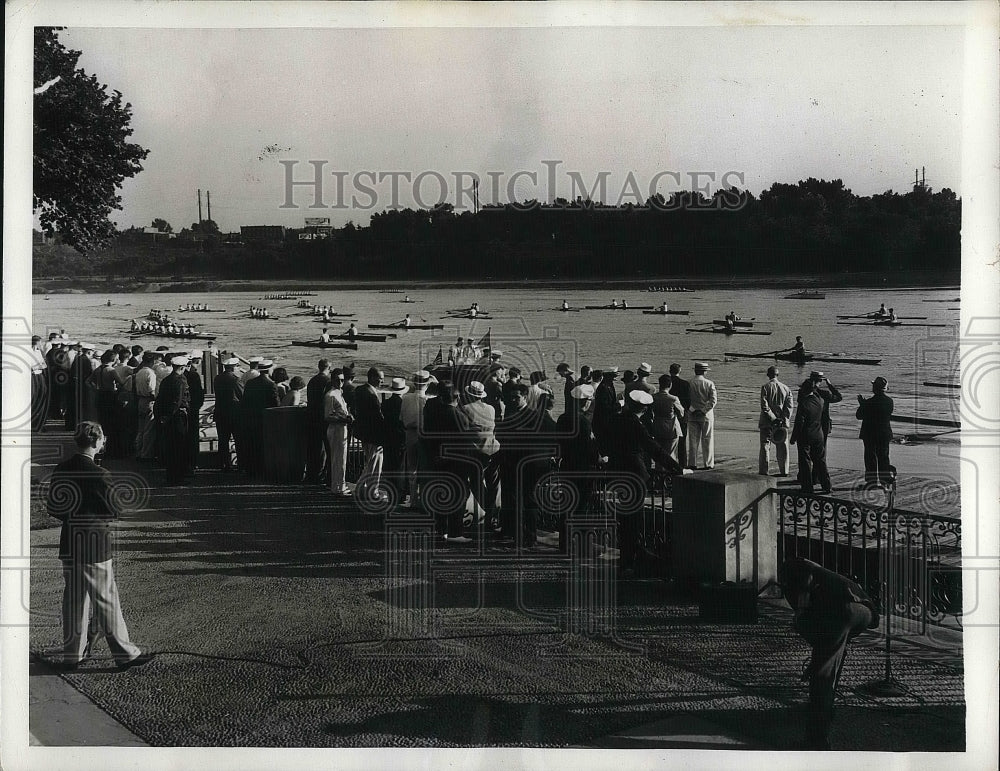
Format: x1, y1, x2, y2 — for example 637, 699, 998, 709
153, 353, 192, 484
240, 356, 263, 385
687, 362, 718, 469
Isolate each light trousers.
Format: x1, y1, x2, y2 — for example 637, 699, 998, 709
358, 440, 384, 494
62, 559, 141, 664
759, 426, 789, 475
686, 413, 715, 469
327, 424, 349, 493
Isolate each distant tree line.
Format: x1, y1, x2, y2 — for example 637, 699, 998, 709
34, 178, 960, 280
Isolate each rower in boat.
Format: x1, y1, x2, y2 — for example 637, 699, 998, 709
402, 314, 411, 328
346, 323, 358, 341
779, 336, 807, 362
874, 303, 888, 318
611, 299, 619, 309
106, 299, 111, 307
404, 295, 411, 303
130, 319, 138, 332
660, 301, 669, 313
622, 299, 629, 309
320, 327, 331, 343
562, 300, 570, 311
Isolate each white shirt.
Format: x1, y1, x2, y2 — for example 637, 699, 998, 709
240, 368, 260, 385
30, 346, 47, 373
323, 388, 351, 426
399, 390, 429, 438
133, 366, 157, 399
688, 374, 718, 417
461, 400, 500, 455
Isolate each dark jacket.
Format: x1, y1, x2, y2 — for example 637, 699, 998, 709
382, 393, 406, 450
783, 557, 880, 634
305, 372, 332, 421
184, 369, 205, 413
154, 371, 190, 420
605, 409, 680, 486
791, 392, 825, 446
241, 373, 280, 415
352, 383, 386, 445
814, 383, 843, 437
555, 410, 601, 472
421, 401, 474, 462
592, 380, 620, 440
213, 370, 244, 416
856, 392, 894, 442
48, 453, 120, 563
495, 405, 559, 486
670, 376, 691, 412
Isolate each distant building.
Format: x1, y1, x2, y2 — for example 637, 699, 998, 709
142, 227, 175, 242
240, 225, 286, 244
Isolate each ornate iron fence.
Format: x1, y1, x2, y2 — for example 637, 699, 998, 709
776, 490, 962, 631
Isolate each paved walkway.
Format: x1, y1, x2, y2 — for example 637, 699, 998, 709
25, 433, 967, 751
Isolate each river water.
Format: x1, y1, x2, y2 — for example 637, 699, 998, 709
35, 285, 961, 436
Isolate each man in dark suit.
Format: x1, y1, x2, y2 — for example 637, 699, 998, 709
592, 367, 621, 453
495, 382, 558, 548
782, 557, 880, 749
605, 390, 681, 574
555, 383, 603, 552
809, 370, 843, 447
856, 376, 894, 487
352, 367, 387, 500
153, 355, 191, 485
66, 342, 95, 429
791, 379, 832, 494
668, 363, 691, 468
239, 358, 280, 477
46, 421, 153, 670
184, 351, 206, 475
421, 382, 476, 542
304, 359, 332, 484
213, 357, 244, 471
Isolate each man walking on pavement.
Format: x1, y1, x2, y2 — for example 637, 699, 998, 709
686, 362, 718, 470
47, 421, 153, 671
790, 379, 832, 494
856, 376, 894, 488
759, 365, 793, 476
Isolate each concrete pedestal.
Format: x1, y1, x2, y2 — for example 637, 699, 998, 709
671, 470, 777, 590
262, 406, 308, 483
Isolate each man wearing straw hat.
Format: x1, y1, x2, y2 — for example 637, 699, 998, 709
759, 365, 793, 476
400, 370, 434, 507
461, 380, 501, 528
381, 377, 410, 501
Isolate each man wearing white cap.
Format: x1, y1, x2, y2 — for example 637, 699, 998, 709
400, 370, 434, 506
606, 389, 681, 574
153, 355, 191, 485
686, 362, 718, 470
240, 356, 263, 385
184, 351, 206, 475
240, 359, 279, 477
759, 366, 793, 476
213, 357, 244, 471
555, 383, 603, 551
856, 376, 894, 488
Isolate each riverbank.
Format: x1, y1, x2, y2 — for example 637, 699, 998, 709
32, 270, 960, 295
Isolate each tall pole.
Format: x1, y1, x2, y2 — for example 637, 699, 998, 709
207, 190, 212, 223
197, 189, 203, 224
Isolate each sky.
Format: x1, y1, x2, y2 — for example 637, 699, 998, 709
54, 17, 965, 234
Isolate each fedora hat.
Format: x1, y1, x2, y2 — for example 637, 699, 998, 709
570, 384, 595, 400
465, 381, 487, 399
413, 369, 431, 385
694, 362, 710, 373
637, 362, 653, 375
627, 390, 654, 406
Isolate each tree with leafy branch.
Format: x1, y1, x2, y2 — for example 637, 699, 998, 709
33, 27, 149, 254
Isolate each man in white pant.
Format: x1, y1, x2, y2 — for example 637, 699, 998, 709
324, 368, 354, 496
759, 365, 793, 476
47, 421, 152, 670
686, 362, 718, 469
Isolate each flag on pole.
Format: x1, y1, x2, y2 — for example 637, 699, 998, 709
429, 347, 443, 367
475, 327, 492, 355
